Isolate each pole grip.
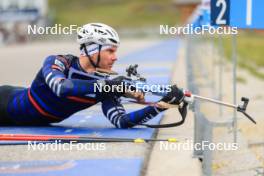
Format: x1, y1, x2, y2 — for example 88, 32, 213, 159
237, 97, 256, 124
237, 97, 249, 112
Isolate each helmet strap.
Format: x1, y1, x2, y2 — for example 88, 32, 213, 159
81, 44, 98, 68
96, 45, 102, 68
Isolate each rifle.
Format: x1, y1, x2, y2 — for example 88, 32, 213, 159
123, 65, 256, 125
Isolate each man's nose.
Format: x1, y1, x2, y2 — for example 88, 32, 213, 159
112, 54, 117, 61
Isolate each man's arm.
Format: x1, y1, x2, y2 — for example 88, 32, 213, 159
101, 97, 163, 128
101, 85, 186, 128
42, 55, 124, 98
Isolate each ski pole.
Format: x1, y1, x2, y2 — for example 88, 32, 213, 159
184, 91, 256, 124
0, 134, 178, 143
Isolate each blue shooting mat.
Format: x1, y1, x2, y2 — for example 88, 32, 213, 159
0, 159, 142, 176
0, 39, 180, 141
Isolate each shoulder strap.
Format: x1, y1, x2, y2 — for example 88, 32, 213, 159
57, 54, 78, 68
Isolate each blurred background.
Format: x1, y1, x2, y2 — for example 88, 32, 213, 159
0, 0, 180, 42
0, 0, 263, 80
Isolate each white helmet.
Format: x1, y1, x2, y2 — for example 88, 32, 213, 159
77, 23, 120, 47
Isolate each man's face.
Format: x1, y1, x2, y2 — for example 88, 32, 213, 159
94, 46, 118, 70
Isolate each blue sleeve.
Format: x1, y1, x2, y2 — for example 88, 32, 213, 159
101, 97, 162, 128
42, 55, 99, 97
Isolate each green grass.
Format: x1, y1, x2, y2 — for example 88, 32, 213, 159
221, 31, 264, 79
48, 0, 180, 28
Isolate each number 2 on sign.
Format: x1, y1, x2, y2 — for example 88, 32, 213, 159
216, 0, 227, 25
